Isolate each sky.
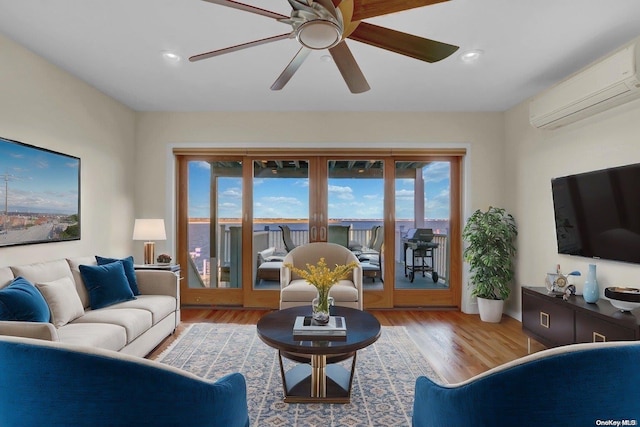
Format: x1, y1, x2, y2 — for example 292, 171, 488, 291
0, 137, 80, 215
188, 160, 450, 220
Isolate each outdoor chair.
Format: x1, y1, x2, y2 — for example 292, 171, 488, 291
328, 225, 350, 247
349, 225, 379, 252
358, 226, 383, 282
279, 225, 297, 252
358, 225, 383, 264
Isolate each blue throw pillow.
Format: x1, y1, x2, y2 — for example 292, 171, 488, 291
79, 262, 136, 310
0, 277, 50, 322
95, 255, 140, 295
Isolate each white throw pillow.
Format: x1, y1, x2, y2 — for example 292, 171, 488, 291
36, 277, 85, 327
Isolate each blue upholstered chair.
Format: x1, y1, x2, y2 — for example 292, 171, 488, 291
0, 336, 249, 427
412, 341, 640, 427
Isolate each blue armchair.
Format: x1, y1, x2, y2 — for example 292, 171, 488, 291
0, 336, 249, 427
413, 341, 640, 427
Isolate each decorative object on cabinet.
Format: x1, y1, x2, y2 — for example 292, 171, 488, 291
545, 266, 581, 295
563, 285, 576, 301
132, 219, 167, 265
0, 136, 80, 247
605, 287, 640, 312
522, 286, 640, 353
582, 263, 599, 303
462, 206, 517, 323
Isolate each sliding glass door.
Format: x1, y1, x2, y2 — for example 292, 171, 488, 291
393, 157, 462, 307
248, 159, 310, 307
326, 158, 386, 308
178, 157, 245, 305
176, 150, 463, 309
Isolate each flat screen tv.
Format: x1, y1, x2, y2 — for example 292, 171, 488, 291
551, 162, 640, 264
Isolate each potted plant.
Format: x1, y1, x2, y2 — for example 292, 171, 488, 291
462, 206, 518, 322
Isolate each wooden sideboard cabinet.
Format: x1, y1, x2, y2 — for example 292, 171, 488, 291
522, 286, 640, 349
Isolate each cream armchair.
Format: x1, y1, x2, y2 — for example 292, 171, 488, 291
279, 242, 363, 310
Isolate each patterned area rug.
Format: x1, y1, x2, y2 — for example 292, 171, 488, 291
155, 323, 442, 427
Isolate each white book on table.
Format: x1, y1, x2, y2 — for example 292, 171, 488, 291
293, 316, 347, 336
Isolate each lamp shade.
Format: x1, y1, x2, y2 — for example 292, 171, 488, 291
132, 219, 166, 241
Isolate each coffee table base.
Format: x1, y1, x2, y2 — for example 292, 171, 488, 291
278, 351, 357, 403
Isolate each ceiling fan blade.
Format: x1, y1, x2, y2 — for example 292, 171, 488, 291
201, 0, 288, 20
189, 33, 293, 62
329, 41, 370, 94
270, 47, 312, 90
352, 0, 450, 21
348, 22, 458, 63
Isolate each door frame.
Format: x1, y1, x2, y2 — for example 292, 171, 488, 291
391, 155, 463, 308
175, 148, 466, 309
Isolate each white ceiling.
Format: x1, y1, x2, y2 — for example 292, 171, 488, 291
2, 0, 640, 112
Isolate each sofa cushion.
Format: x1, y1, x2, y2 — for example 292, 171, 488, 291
35, 277, 85, 327
66, 257, 96, 309
0, 277, 50, 322
56, 323, 127, 352
79, 262, 136, 310
72, 308, 152, 344
10, 259, 74, 287
108, 295, 176, 325
95, 255, 140, 295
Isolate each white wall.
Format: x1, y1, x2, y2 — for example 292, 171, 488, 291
135, 111, 506, 311
0, 34, 137, 267
504, 97, 640, 319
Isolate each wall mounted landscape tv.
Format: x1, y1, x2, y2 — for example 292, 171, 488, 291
0, 136, 80, 247
551, 162, 640, 264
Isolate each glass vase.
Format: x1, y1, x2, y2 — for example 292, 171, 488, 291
312, 295, 334, 325
583, 263, 599, 303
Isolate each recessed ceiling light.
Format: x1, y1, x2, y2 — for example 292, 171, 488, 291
460, 49, 483, 63
161, 51, 181, 63
320, 54, 333, 63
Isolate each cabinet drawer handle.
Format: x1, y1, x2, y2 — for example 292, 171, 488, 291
593, 332, 606, 342
540, 312, 550, 328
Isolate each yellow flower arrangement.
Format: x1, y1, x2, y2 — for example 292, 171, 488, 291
285, 257, 358, 314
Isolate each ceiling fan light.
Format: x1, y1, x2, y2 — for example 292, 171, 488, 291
296, 20, 341, 50
460, 49, 483, 63
161, 51, 181, 62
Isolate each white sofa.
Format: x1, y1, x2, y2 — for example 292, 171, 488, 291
0, 256, 180, 357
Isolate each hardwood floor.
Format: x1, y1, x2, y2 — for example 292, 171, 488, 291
148, 308, 546, 384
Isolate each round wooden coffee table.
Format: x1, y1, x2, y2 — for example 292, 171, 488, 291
257, 306, 381, 403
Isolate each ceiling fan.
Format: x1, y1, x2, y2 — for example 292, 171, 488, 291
190, 0, 459, 93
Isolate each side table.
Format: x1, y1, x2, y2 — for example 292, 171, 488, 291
134, 264, 181, 273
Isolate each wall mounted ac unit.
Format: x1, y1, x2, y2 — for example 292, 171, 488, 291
529, 37, 640, 129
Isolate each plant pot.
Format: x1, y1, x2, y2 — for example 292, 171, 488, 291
477, 297, 504, 323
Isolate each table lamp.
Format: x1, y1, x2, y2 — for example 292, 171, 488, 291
133, 219, 166, 264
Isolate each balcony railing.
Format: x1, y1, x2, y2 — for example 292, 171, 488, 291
193, 227, 448, 285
